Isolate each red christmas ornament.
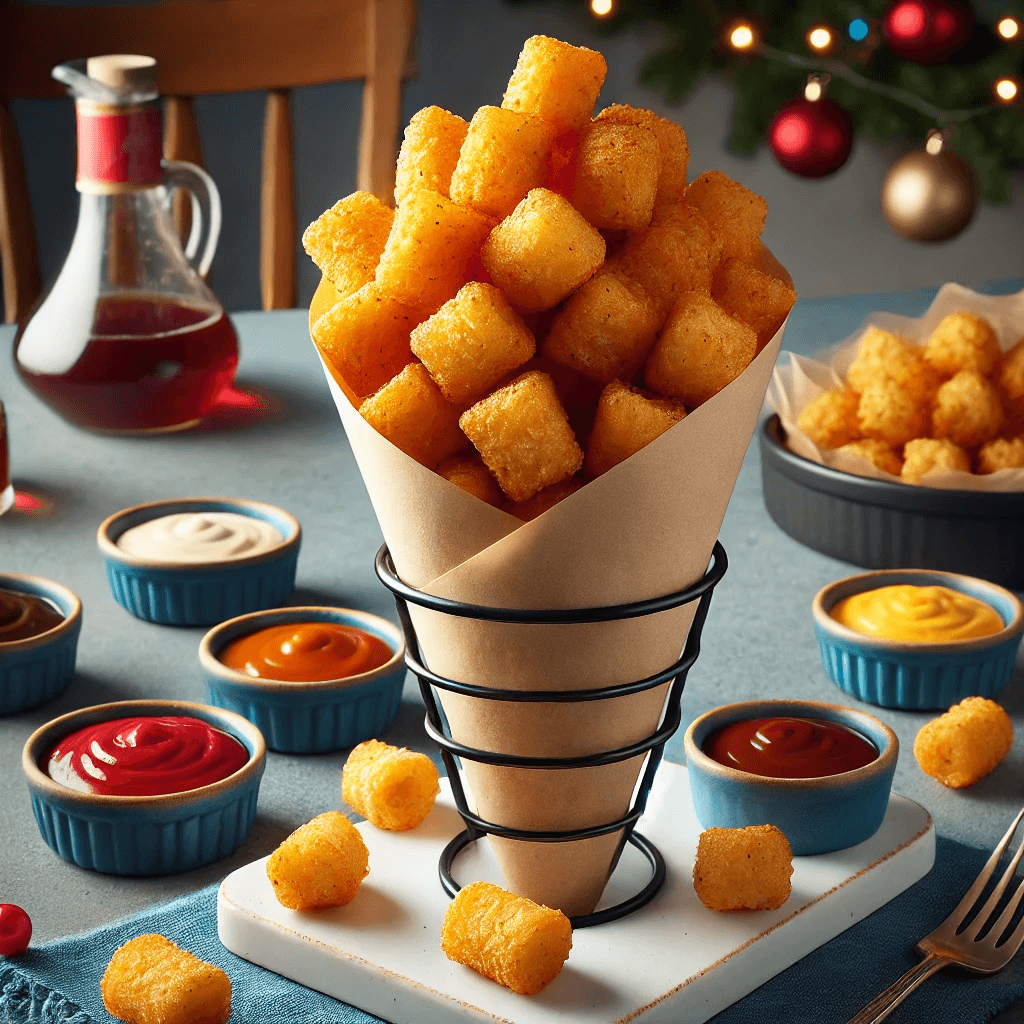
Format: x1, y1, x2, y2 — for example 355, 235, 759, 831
882, 0, 972, 63
769, 82, 853, 178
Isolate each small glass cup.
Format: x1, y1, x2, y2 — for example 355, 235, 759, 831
0, 402, 12, 516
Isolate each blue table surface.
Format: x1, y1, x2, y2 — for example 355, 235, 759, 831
1, 276, 1023, 1022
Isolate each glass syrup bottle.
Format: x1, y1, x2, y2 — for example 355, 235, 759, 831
14, 55, 239, 433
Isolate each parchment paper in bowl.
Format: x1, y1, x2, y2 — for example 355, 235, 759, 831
321, 318, 787, 917
767, 283, 1024, 491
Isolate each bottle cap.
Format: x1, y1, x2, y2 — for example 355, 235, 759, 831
86, 55, 157, 94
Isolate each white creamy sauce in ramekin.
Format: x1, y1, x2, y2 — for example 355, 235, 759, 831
116, 512, 284, 564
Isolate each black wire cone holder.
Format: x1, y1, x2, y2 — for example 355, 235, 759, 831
374, 540, 727, 928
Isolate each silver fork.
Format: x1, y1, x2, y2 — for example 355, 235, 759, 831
847, 806, 1024, 1024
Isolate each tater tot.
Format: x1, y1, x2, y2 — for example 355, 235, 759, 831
101, 934, 231, 1024
998, 337, 1024, 414
395, 106, 469, 204
441, 881, 572, 995
914, 697, 1013, 789
846, 326, 934, 397
505, 475, 584, 520
342, 739, 440, 831
684, 170, 767, 261
857, 377, 930, 447
836, 438, 903, 476
796, 387, 861, 449
924, 312, 999, 378
901, 437, 970, 484
977, 436, 1024, 474
267, 811, 369, 910
437, 452, 506, 506
692, 825, 793, 912
931, 370, 1003, 449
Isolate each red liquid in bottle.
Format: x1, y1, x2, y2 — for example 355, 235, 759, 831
16, 293, 239, 433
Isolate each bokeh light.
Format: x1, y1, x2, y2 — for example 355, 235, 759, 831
13, 490, 55, 516
998, 17, 1020, 40
849, 18, 869, 41
925, 131, 945, 156
729, 23, 756, 50
589, 0, 615, 18
995, 77, 1019, 102
807, 26, 834, 51
804, 78, 824, 102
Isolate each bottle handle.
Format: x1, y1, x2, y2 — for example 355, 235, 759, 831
161, 160, 222, 278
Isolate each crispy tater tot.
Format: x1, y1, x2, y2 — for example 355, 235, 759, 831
977, 436, 1024, 474
437, 452, 506, 506
901, 437, 970, 484
998, 337, 1024, 414
924, 312, 999, 378
684, 170, 767, 261
914, 697, 1013, 789
692, 825, 793, 912
857, 377, 930, 447
797, 387, 861, 449
342, 739, 440, 831
267, 811, 369, 910
101, 934, 231, 1024
394, 106, 468, 204
846, 326, 935, 397
931, 370, 1003, 449
441, 881, 572, 995
505, 475, 584, 520
836, 438, 903, 476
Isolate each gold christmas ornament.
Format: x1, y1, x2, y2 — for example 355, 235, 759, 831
881, 132, 978, 242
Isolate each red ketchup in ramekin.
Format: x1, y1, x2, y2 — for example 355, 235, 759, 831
45, 716, 249, 796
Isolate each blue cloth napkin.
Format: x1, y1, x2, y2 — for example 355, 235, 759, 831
2, 836, 1023, 1024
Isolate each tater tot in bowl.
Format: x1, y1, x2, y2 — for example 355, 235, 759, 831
931, 371, 1003, 449
813, 568, 1024, 709
684, 699, 897, 855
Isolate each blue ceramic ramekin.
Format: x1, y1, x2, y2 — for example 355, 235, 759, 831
22, 699, 266, 875
97, 497, 300, 626
199, 607, 406, 754
684, 699, 898, 856
1, 573, 82, 714
812, 569, 1024, 710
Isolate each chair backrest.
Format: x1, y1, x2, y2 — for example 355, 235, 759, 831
0, 0, 417, 322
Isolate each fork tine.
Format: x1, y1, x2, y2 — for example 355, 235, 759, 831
985, 873, 1024, 951
946, 806, 1024, 929
962, 817, 1024, 942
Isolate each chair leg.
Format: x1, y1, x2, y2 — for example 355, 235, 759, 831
0, 98, 42, 324
164, 95, 205, 253
261, 89, 296, 311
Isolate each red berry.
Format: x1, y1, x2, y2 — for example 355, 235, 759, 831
0, 904, 32, 956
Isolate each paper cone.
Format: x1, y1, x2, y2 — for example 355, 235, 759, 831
322, 320, 786, 916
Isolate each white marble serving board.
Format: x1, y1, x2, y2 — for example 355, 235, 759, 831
218, 763, 934, 1024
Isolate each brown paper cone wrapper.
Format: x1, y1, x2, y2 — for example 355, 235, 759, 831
321, 322, 786, 916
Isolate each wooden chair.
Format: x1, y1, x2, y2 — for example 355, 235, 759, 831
0, 0, 417, 322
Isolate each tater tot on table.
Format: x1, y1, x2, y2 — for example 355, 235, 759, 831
342, 738, 440, 831
693, 825, 793, 911
914, 697, 1013, 789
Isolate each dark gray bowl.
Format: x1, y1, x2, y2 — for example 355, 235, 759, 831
759, 415, 1024, 588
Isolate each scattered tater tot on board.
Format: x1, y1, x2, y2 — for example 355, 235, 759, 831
711, 256, 797, 352
645, 291, 757, 408
376, 189, 494, 314
482, 188, 606, 313
542, 269, 660, 385
914, 697, 1013, 789
693, 825, 793, 912
460, 370, 584, 502
931, 370, 1004, 449
301, 192, 394, 300
502, 35, 607, 132
101, 934, 231, 1024
410, 282, 536, 404
449, 106, 556, 222
595, 104, 690, 209
441, 881, 572, 995
570, 120, 660, 232
394, 106, 468, 204
360, 363, 468, 469
796, 387, 861, 450
977, 436, 1024, 473
857, 376, 930, 447
585, 380, 686, 478
267, 811, 369, 910
342, 739, 440, 831
312, 282, 422, 400
437, 452, 506, 506
506, 475, 584, 520
837, 438, 903, 476
685, 170, 767, 261
924, 312, 999, 378
901, 437, 970, 484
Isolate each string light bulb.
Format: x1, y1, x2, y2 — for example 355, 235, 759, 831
727, 21, 758, 51
995, 76, 1019, 102
588, 0, 616, 19
925, 130, 945, 156
997, 17, 1020, 40
807, 25, 835, 53
804, 74, 828, 102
